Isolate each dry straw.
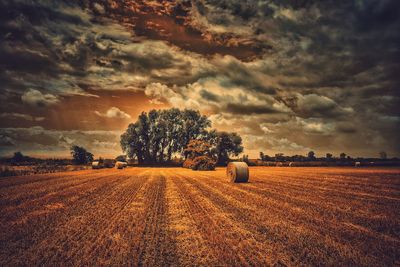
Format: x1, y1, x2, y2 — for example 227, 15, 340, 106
92, 161, 100, 169
227, 162, 249, 183
115, 161, 127, 169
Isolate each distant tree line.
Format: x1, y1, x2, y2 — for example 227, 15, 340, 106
120, 108, 243, 165
0, 151, 72, 165
258, 151, 393, 162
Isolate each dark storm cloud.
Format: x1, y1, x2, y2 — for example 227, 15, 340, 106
0, 1, 87, 75
1, 0, 399, 157
183, 0, 400, 156
200, 90, 219, 102
293, 94, 354, 119
79, 0, 270, 61
225, 103, 280, 115
0, 1, 84, 93
335, 122, 358, 134
0, 44, 60, 75
214, 57, 277, 95
0, 1, 210, 96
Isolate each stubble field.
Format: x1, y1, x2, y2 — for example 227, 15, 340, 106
0, 167, 399, 266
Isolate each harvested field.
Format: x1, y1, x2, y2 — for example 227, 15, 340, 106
0, 167, 399, 266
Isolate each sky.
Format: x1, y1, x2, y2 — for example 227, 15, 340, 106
0, 0, 399, 158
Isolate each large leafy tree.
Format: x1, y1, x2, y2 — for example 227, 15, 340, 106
120, 108, 211, 164
120, 122, 142, 163
161, 108, 183, 161
121, 108, 243, 165
212, 131, 244, 165
70, 145, 93, 164
181, 109, 211, 147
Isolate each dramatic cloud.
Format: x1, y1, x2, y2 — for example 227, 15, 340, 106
145, 77, 291, 115
294, 94, 354, 118
0, 0, 399, 157
21, 89, 59, 107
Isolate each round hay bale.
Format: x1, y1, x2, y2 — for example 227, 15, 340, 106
115, 161, 126, 169
276, 162, 283, 167
227, 162, 249, 183
92, 161, 100, 169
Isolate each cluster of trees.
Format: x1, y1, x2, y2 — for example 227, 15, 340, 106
70, 145, 93, 164
4, 148, 94, 166
2, 152, 71, 166
259, 151, 390, 162
9, 152, 33, 163
120, 108, 243, 165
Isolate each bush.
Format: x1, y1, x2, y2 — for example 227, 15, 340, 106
194, 156, 216, 170
182, 158, 195, 169
183, 156, 216, 171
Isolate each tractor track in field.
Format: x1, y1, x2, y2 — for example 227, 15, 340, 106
1, 170, 131, 225
246, 172, 400, 239
0, 169, 106, 188
40, 170, 151, 265
1, 167, 399, 266
193, 171, 400, 240
174, 170, 394, 266
250, 168, 400, 192
250, 170, 400, 199
4, 168, 121, 189
130, 172, 179, 267
1, 169, 149, 265
0, 171, 128, 213
206, 170, 400, 254
169, 170, 270, 266
165, 171, 219, 266
248, 169, 394, 192
171, 170, 294, 265
200, 169, 400, 226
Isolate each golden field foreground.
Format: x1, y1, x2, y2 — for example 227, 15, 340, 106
0, 167, 399, 266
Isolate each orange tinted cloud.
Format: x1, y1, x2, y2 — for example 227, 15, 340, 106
85, 0, 270, 61
0, 90, 169, 131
